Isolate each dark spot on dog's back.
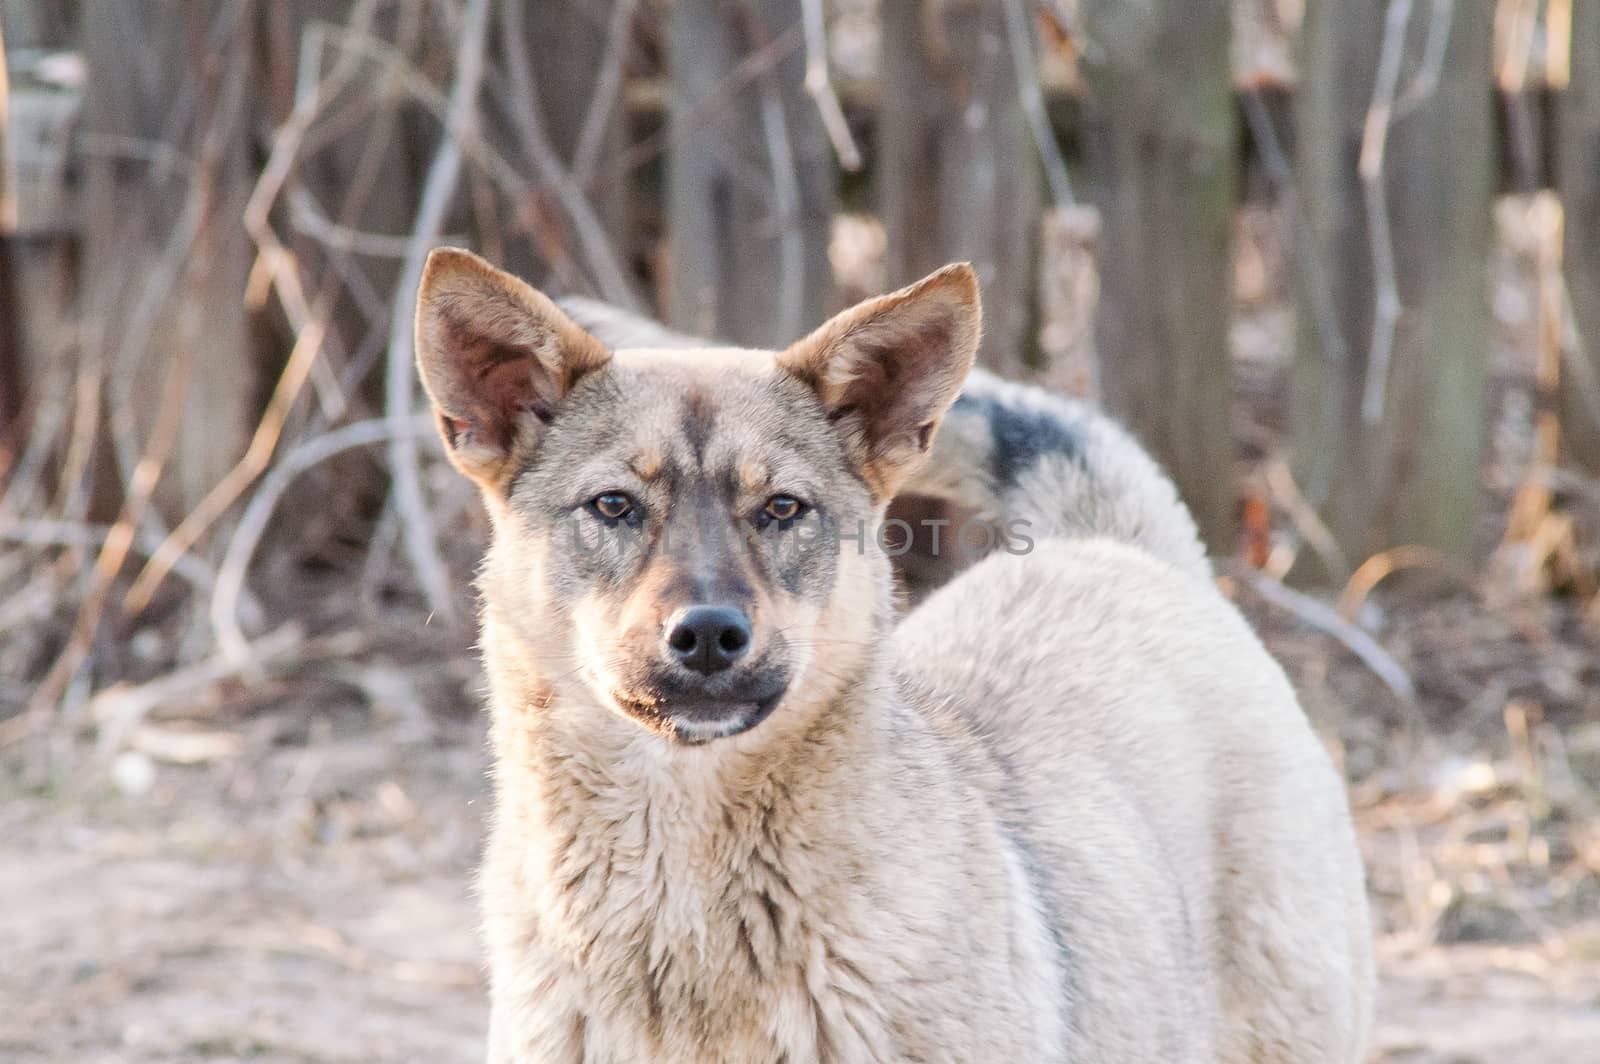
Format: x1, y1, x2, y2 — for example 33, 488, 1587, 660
953, 392, 1084, 488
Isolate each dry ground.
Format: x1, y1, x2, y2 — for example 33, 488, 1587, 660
3, 580, 1599, 1063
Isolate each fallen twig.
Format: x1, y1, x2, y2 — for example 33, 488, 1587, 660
1337, 544, 1478, 622
1263, 458, 1353, 582
88, 622, 305, 757
1225, 562, 1419, 706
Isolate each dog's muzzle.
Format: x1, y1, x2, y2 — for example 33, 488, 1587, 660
612, 668, 789, 744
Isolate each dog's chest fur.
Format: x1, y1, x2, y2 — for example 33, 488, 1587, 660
480, 708, 1004, 1064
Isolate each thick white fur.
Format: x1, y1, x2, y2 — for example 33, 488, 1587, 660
466, 297, 1375, 1063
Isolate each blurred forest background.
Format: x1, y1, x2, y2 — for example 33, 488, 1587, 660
2, 1, 1599, 1061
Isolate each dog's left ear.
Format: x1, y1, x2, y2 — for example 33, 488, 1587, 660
415, 247, 611, 493
778, 263, 980, 500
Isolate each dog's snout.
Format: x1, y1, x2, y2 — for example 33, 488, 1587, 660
666, 605, 752, 674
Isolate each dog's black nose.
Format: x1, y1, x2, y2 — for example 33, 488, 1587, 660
666, 605, 752, 674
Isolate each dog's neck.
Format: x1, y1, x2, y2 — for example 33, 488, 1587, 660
477, 606, 916, 1033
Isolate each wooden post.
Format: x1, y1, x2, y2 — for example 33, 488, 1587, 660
1292, 1, 1495, 572
667, 0, 834, 346
878, 0, 1042, 378
1561, 0, 1600, 473
1077, 0, 1238, 554
80, 1, 258, 517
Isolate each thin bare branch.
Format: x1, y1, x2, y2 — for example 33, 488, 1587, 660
122, 5, 387, 614
287, 184, 461, 259
1358, 0, 1413, 425
1, 518, 254, 612
498, 0, 641, 308
1002, 0, 1073, 207
0, 23, 15, 231
572, 0, 642, 186
1242, 88, 1345, 505
382, 0, 494, 626
0, 324, 77, 518
212, 414, 435, 663
607, 26, 802, 180
28, 1, 254, 724
739, 1, 809, 344
799, 0, 863, 172
1397, 0, 1455, 115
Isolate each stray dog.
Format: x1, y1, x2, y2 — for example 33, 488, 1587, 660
414, 249, 1375, 1063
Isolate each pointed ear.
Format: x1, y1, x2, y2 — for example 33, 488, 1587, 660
414, 247, 611, 491
777, 263, 980, 500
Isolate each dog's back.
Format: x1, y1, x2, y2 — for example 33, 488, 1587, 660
882, 364, 1372, 1059
894, 538, 1373, 1059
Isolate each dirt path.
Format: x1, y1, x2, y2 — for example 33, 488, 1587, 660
3, 709, 1596, 1063
1, 724, 487, 1063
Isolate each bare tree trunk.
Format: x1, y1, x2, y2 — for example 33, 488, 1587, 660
80, 1, 258, 517
1292, 1, 1495, 572
667, 0, 834, 346
1, 1, 77, 447
1561, 0, 1600, 473
526, 0, 633, 253
0, 16, 18, 437
1078, 0, 1238, 554
878, 0, 1041, 377
0, 0, 74, 49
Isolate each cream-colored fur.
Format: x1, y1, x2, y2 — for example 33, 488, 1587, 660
418, 254, 1375, 1063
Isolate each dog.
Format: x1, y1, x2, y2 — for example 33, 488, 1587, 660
414, 249, 1375, 1063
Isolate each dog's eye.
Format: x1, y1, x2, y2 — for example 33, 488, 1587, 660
763, 495, 806, 523
590, 492, 634, 520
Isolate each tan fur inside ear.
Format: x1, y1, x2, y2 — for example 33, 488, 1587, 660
415, 247, 610, 491
779, 263, 981, 500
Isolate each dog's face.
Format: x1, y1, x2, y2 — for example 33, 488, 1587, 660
415, 250, 978, 744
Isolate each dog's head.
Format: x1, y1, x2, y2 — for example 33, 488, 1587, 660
416, 249, 978, 744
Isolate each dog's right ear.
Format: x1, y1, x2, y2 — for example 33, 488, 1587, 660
414, 248, 611, 493
777, 263, 980, 501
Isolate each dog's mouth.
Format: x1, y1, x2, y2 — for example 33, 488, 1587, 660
611, 682, 788, 745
